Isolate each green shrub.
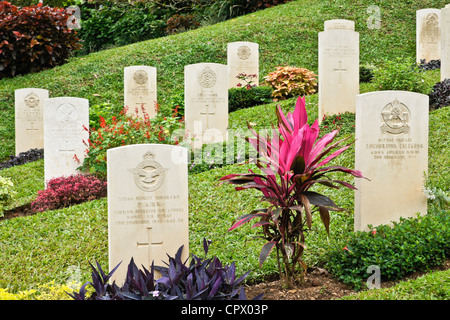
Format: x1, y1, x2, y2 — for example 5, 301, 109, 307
0, 1, 81, 78
78, 3, 166, 54
77, 6, 123, 53
372, 58, 429, 94
0, 175, 16, 217
89, 102, 118, 130
203, 0, 293, 22
228, 86, 273, 112
161, 90, 185, 117
326, 211, 450, 290
360, 64, 375, 83
110, 8, 166, 46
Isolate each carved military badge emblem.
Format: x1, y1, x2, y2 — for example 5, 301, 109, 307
24, 93, 40, 109
128, 151, 168, 192
133, 70, 148, 85
381, 99, 411, 134
237, 45, 251, 60
198, 67, 216, 88
56, 103, 78, 125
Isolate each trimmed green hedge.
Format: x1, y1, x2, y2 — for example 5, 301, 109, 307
325, 211, 450, 290
228, 86, 273, 112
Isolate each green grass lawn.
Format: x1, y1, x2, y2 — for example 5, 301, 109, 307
0, 0, 449, 299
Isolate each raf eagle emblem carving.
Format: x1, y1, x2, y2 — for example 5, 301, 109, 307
128, 151, 168, 192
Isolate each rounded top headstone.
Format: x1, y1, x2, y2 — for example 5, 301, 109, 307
324, 19, 355, 31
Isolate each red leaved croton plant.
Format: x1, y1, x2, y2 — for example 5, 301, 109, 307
220, 96, 366, 287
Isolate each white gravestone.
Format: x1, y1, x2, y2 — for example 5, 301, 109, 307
318, 19, 359, 122
124, 66, 157, 119
354, 91, 428, 232
441, 5, 450, 80
416, 9, 441, 64
107, 144, 189, 284
184, 63, 228, 148
227, 41, 259, 88
15, 88, 48, 155
43, 97, 89, 184
324, 19, 355, 31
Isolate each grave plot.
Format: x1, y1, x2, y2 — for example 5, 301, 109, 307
124, 66, 157, 119
227, 41, 259, 88
43, 97, 89, 185
184, 63, 229, 148
416, 8, 441, 64
355, 91, 429, 231
107, 144, 189, 283
15, 88, 48, 155
318, 19, 359, 122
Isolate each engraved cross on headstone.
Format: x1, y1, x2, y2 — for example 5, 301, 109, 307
200, 104, 215, 129
137, 227, 164, 266
334, 60, 347, 85
26, 121, 38, 132
59, 140, 75, 164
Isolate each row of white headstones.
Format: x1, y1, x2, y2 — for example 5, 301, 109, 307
13, 16, 433, 282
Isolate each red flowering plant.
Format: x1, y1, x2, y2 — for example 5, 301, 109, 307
31, 174, 107, 212
77, 104, 183, 178
220, 97, 366, 287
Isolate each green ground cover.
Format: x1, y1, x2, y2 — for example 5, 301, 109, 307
0, 0, 449, 299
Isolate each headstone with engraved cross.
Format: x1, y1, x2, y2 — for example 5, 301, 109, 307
107, 144, 189, 284
124, 66, 157, 119
184, 63, 228, 149
416, 9, 441, 64
15, 88, 49, 155
318, 19, 359, 122
43, 97, 89, 185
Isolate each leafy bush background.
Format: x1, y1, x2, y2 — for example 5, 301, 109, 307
325, 211, 450, 290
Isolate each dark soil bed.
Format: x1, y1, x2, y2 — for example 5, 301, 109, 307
0, 203, 35, 221
244, 259, 450, 300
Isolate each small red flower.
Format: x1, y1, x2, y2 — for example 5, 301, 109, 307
99, 116, 106, 128
73, 154, 80, 164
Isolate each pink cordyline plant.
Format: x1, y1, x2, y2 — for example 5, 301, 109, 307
220, 96, 366, 287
